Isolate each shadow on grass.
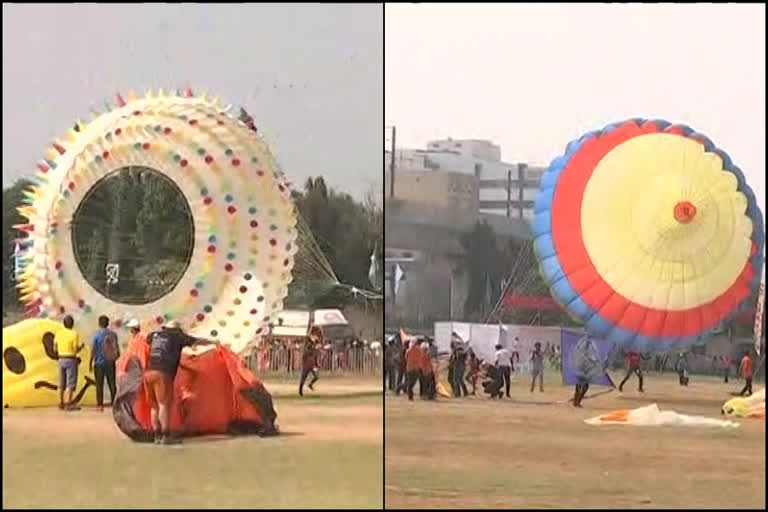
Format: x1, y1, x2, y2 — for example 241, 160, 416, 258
163, 430, 307, 445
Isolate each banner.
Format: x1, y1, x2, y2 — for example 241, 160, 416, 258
561, 329, 615, 387
433, 322, 560, 367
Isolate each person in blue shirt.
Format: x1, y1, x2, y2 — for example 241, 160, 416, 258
90, 315, 120, 411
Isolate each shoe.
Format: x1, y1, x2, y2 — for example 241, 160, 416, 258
58, 403, 65, 410
97, 406, 104, 412
65, 404, 81, 411
162, 436, 181, 445
154, 434, 164, 445
308, 383, 314, 391
299, 390, 303, 397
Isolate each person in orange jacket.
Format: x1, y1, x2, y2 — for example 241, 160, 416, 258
403, 340, 423, 401
420, 340, 436, 400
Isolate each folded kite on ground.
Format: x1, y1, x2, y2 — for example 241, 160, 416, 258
113, 342, 278, 442
585, 403, 739, 428
722, 388, 765, 419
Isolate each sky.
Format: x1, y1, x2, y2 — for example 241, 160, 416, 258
2, 3, 383, 199
385, 3, 766, 228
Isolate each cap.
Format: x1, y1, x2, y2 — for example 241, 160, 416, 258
126, 318, 140, 329
163, 319, 181, 329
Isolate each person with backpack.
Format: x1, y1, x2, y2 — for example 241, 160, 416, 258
90, 315, 120, 411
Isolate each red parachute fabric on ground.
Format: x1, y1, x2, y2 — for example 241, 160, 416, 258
113, 339, 277, 442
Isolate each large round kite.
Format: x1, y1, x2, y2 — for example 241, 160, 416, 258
15, 89, 298, 354
532, 119, 765, 352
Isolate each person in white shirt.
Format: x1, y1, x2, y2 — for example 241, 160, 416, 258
495, 344, 512, 398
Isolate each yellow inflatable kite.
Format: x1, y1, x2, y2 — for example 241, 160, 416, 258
721, 388, 765, 419
2, 318, 96, 408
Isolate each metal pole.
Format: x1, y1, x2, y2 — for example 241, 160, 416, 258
506, 169, 512, 218
389, 126, 396, 199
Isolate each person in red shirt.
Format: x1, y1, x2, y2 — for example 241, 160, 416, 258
403, 340, 423, 401
299, 327, 322, 396
618, 350, 645, 392
738, 352, 753, 396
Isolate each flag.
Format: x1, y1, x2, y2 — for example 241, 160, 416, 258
368, 248, 382, 291
392, 263, 404, 297
561, 330, 615, 387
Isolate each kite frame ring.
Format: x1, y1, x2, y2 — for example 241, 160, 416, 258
15, 90, 299, 353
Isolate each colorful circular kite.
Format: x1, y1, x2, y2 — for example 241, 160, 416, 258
15, 89, 298, 354
532, 119, 765, 352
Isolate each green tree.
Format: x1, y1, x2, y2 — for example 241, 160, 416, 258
455, 220, 504, 319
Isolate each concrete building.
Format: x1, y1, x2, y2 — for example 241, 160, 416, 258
384, 138, 546, 219
384, 198, 530, 328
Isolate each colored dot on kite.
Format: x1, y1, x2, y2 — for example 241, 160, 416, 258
201, 187, 209, 196
204, 304, 213, 313
250, 309, 258, 315
142, 142, 150, 150
204, 197, 213, 205
239, 286, 247, 293
197, 148, 206, 155
180, 159, 188, 167
205, 155, 214, 164
207, 245, 216, 253
195, 281, 204, 290
227, 252, 236, 261
225, 149, 233, 156
674, 201, 697, 224
190, 289, 199, 297
250, 220, 258, 228
102, 151, 110, 159
196, 313, 205, 321
227, 206, 236, 214
164, 127, 172, 134
208, 235, 216, 243
225, 194, 233, 203
232, 159, 240, 166
225, 263, 233, 272
244, 273, 252, 280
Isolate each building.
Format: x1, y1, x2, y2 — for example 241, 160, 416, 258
384, 138, 546, 219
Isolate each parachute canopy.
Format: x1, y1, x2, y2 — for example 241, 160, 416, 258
113, 340, 277, 441
533, 119, 765, 352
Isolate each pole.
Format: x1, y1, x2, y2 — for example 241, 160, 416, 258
506, 169, 512, 218
389, 126, 396, 199
449, 272, 454, 321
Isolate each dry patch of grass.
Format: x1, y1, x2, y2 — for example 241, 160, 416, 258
385, 373, 764, 509
3, 378, 383, 509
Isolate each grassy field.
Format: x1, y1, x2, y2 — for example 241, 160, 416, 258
385, 371, 764, 509
3, 375, 383, 509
